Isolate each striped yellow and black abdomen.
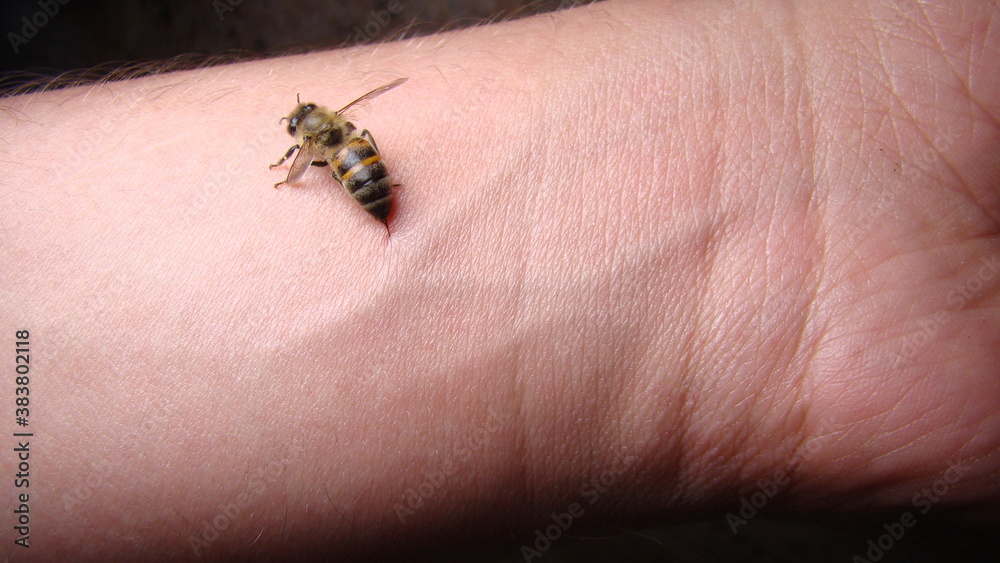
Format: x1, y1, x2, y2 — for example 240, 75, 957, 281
332, 137, 393, 224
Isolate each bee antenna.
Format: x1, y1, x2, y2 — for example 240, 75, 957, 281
296, 93, 301, 104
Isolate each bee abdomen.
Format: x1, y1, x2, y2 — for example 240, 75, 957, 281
333, 138, 393, 223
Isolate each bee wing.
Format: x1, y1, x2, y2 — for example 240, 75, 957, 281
335, 77, 408, 115
285, 141, 320, 185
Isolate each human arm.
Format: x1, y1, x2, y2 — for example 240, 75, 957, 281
1, 0, 998, 559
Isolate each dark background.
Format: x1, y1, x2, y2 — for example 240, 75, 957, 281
1, 0, 996, 561
0, 0, 569, 90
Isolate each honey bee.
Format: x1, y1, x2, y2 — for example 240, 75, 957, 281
270, 77, 407, 232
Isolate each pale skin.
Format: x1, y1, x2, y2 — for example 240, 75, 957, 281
1, 0, 998, 559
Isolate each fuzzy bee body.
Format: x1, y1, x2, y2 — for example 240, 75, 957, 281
270, 78, 406, 230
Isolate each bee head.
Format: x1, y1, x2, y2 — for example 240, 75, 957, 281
283, 103, 317, 137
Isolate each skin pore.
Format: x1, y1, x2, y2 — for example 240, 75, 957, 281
0, 0, 998, 559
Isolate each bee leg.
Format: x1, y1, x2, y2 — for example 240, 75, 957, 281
360, 130, 380, 152
269, 144, 300, 169
310, 161, 329, 167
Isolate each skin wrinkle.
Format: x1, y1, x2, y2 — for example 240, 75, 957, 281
660, 186, 725, 502
666, 7, 735, 495
928, 102, 1000, 231
783, 0, 831, 474
916, 2, 988, 126
868, 10, 972, 205
697, 1, 819, 488
588, 4, 724, 512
